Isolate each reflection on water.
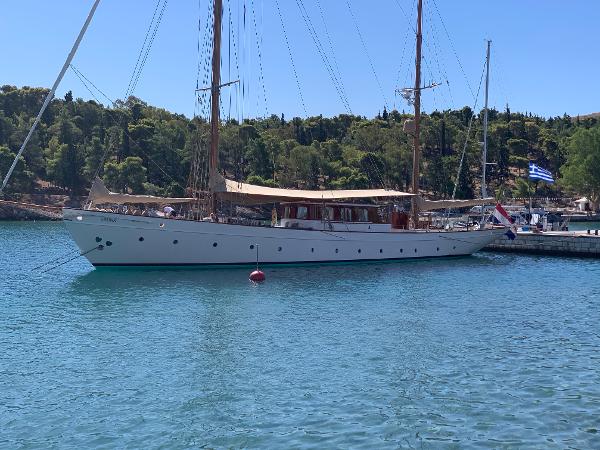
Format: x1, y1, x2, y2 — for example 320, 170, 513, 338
2, 222, 600, 448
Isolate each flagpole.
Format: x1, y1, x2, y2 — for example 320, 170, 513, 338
528, 181, 532, 225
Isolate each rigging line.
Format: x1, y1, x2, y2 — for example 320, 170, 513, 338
125, 0, 162, 98
392, 0, 416, 33
237, 0, 242, 122
228, 0, 242, 122
69, 65, 185, 190
241, 0, 247, 120
295, 0, 352, 113
346, 0, 389, 108
227, 0, 233, 120
195, 0, 208, 115
394, 25, 411, 109
250, 0, 269, 117
491, 49, 510, 111
430, 0, 475, 100
69, 64, 113, 178
423, 11, 448, 107
315, 0, 352, 112
299, 0, 352, 113
393, 0, 447, 108
195, 1, 214, 121
451, 59, 486, 202
130, 0, 169, 96
398, 0, 417, 96
274, 0, 307, 115
423, 8, 453, 108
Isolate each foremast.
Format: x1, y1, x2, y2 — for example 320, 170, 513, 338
208, 0, 223, 215
411, 0, 423, 227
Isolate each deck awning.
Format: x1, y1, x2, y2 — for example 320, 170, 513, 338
210, 174, 413, 204
416, 197, 496, 211
88, 178, 194, 205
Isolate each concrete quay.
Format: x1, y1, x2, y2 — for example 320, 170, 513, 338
484, 230, 600, 257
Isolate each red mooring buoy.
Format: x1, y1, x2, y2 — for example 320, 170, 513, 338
249, 270, 266, 282
249, 243, 265, 282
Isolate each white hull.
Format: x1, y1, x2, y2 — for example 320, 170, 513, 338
63, 208, 503, 266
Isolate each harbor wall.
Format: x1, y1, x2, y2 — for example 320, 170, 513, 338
485, 231, 600, 257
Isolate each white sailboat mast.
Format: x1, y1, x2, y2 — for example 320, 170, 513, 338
482, 40, 491, 199
0, 0, 102, 196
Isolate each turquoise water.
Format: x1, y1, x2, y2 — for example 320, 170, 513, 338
2, 222, 600, 448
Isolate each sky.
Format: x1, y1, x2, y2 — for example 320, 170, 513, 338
1, 0, 599, 120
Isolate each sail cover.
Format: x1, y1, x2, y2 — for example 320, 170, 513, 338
88, 178, 194, 205
210, 174, 413, 204
416, 197, 496, 211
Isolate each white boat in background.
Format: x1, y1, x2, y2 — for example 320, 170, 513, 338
4, 0, 505, 267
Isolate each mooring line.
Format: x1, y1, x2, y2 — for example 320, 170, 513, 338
38, 246, 101, 274
31, 249, 81, 271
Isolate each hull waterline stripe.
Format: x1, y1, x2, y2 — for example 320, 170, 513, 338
91, 253, 473, 268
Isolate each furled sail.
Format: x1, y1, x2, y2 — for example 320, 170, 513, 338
87, 178, 194, 205
210, 173, 413, 205
416, 197, 496, 211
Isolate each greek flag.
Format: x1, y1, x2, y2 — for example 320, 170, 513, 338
528, 162, 554, 183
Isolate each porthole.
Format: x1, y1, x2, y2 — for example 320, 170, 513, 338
358, 249, 361, 253
213, 242, 218, 247
106, 241, 113, 247
97, 244, 104, 251
379, 249, 383, 253
414, 248, 417, 253
250, 244, 255, 250
173, 240, 178, 245
453, 246, 456, 250
139, 237, 144, 242
436, 247, 440, 251
95, 236, 102, 243
278, 246, 282, 252
400, 248, 403, 253
335, 249, 339, 253
311, 248, 314, 253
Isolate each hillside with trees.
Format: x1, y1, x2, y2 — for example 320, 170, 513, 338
1, 85, 599, 207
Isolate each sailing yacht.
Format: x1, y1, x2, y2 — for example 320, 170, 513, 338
7, 0, 506, 266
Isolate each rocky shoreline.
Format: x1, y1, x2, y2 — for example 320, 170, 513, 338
0, 201, 62, 220
0, 194, 82, 221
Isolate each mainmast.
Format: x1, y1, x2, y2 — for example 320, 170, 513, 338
208, 0, 223, 215
411, 0, 423, 227
482, 40, 491, 199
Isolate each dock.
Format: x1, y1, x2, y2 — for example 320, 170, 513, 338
485, 230, 600, 257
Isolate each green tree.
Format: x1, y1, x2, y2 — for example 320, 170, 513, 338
561, 127, 600, 209
103, 156, 147, 193
0, 146, 34, 193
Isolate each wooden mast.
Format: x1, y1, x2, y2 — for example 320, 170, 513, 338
209, 0, 223, 215
411, 0, 423, 227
